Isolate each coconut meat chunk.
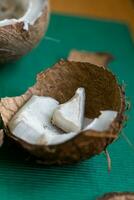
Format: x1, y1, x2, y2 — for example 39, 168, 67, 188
9, 95, 59, 145
84, 111, 118, 131
52, 88, 85, 133
9, 95, 79, 145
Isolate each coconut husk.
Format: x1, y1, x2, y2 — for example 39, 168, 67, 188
0, 1, 49, 63
68, 50, 113, 67
0, 60, 125, 164
98, 192, 134, 200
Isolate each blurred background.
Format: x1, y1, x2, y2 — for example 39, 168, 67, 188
0, 1, 134, 200
51, 0, 134, 36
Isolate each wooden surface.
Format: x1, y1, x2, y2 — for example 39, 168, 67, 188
51, 0, 134, 35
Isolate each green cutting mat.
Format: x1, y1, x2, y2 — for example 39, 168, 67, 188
0, 14, 134, 200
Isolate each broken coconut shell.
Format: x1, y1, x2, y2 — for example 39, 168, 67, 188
0, 0, 49, 63
68, 50, 113, 67
98, 192, 134, 200
0, 60, 125, 164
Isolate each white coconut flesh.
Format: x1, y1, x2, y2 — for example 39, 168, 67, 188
0, 0, 48, 30
9, 88, 118, 146
52, 88, 85, 133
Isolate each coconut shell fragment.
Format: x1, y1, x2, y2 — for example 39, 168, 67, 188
0, 0, 49, 63
68, 50, 113, 67
0, 60, 125, 164
98, 192, 134, 200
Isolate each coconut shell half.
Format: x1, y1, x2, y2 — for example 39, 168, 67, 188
0, 61, 125, 164
98, 192, 134, 200
0, 0, 49, 63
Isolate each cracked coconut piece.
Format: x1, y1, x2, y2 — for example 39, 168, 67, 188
68, 50, 113, 67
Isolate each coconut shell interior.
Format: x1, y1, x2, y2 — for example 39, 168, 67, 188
36, 60, 121, 118
0, 61, 125, 164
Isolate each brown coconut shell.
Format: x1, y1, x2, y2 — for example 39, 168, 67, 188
0, 0, 49, 63
0, 60, 125, 164
68, 50, 113, 67
98, 192, 134, 200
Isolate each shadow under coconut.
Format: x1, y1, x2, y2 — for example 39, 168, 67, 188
0, 135, 95, 170
0, 58, 25, 72
0, 137, 96, 200
0, 136, 31, 163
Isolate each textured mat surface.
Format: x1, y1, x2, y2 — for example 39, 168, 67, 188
0, 14, 134, 200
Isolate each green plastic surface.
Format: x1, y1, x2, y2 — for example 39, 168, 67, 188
0, 14, 134, 200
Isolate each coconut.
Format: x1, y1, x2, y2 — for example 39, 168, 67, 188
0, 60, 125, 164
0, 0, 49, 63
98, 192, 134, 200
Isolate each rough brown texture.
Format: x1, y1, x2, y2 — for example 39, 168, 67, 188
0, 0, 49, 63
0, 61, 125, 164
68, 50, 113, 67
98, 192, 134, 200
